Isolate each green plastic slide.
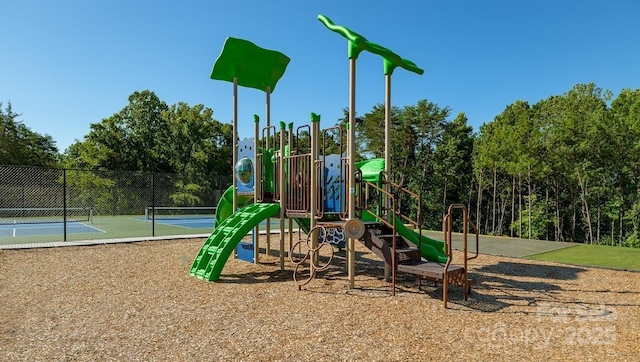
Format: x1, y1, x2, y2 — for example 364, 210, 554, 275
392, 215, 448, 264
355, 158, 447, 263
215, 186, 254, 226
190, 203, 280, 281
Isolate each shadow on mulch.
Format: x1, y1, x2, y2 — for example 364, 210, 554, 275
208, 244, 639, 316
476, 261, 586, 280
216, 249, 375, 285
456, 260, 639, 313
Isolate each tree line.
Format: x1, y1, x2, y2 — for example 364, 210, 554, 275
352, 83, 639, 248
2, 83, 639, 247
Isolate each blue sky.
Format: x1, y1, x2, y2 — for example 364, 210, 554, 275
2, 0, 639, 152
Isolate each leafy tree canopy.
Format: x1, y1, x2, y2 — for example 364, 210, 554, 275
0, 101, 58, 166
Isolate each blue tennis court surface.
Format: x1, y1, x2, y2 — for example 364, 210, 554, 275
0, 222, 103, 237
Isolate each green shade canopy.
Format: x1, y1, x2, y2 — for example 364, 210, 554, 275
210, 37, 290, 93
317, 14, 424, 76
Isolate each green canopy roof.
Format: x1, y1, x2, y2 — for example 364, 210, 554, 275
210, 37, 290, 93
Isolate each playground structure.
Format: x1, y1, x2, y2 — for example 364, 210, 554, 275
190, 15, 479, 308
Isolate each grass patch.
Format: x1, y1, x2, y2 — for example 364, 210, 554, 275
525, 244, 640, 271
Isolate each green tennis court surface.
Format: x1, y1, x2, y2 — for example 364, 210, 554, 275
0, 215, 288, 246
0, 215, 205, 246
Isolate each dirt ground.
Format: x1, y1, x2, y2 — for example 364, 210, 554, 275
1, 235, 638, 361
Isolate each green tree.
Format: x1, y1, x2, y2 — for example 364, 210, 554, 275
0, 101, 59, 166
63, 91, 233, 207
66, 90, 171, 172
510, 194, 548, 240
432, 112, 474, 219
609, 88, 640, 246
547, 84, 611, 243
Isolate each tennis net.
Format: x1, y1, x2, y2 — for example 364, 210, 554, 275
145, 206, 216, 221
0, 207, 93, 225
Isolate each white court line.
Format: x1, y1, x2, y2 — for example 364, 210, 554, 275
0, 222, 105, 234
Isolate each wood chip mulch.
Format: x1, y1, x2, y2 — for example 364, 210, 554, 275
1, 235, 638, 361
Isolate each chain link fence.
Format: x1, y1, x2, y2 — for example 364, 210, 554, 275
0, 165, 231, 246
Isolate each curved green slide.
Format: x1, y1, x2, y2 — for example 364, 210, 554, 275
190, 202, 280, 281
215, 186, 254, 226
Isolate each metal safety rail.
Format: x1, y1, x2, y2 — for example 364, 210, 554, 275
256, 125, 279, 203
357, 177, 401, 295
388, 179, 422, 243
443, 204, 479, 307
318, 125, 347, 220
281, 126, 310, 216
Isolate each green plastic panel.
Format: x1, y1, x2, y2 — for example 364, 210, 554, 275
317, 14, 424, 76
210, 37, 290, 92
355, 158, 385, 183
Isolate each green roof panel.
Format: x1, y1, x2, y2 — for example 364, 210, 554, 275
210, 37, 290, 93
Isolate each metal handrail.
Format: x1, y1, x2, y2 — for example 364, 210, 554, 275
360, 180, 398, 296
295, 125, 311, 154
443, 204, 479, 306
315, 158, 325, 219
467, 218, 480, 261
321, 125, 346, 219
255, 152, 264, 202
284, 153, 312, 215
260, 125, 278, 202
388, 180, 422, 246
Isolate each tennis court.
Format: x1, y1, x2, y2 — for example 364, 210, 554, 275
0, 207, 102, 237
142, 217, 216, 229
0, 221, 103, 237
143, 206, 288, 230
143, 206, 216, 229
141, 216, 285, 230
0, 205, 290, 246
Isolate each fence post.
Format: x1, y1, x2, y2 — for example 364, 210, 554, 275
63, 168, 67, 242
151, 172, 155, 237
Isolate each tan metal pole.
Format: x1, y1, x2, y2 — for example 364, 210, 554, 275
384, 73, 392, 281
265, 86, 271, 255
232, 77, 238, 214
254, 115, 260, 264
279, 121, 286, 270
310, 113, 320, 265
288, 122, 294, 257
347, 58, 356, 289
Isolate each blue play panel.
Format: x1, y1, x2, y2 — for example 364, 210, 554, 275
0, 222, 103, 237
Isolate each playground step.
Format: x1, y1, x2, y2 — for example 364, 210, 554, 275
395, 247, 421, 263
359, 228, 422, 266
397, 261, 465, 281
376, 234, 412, 249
